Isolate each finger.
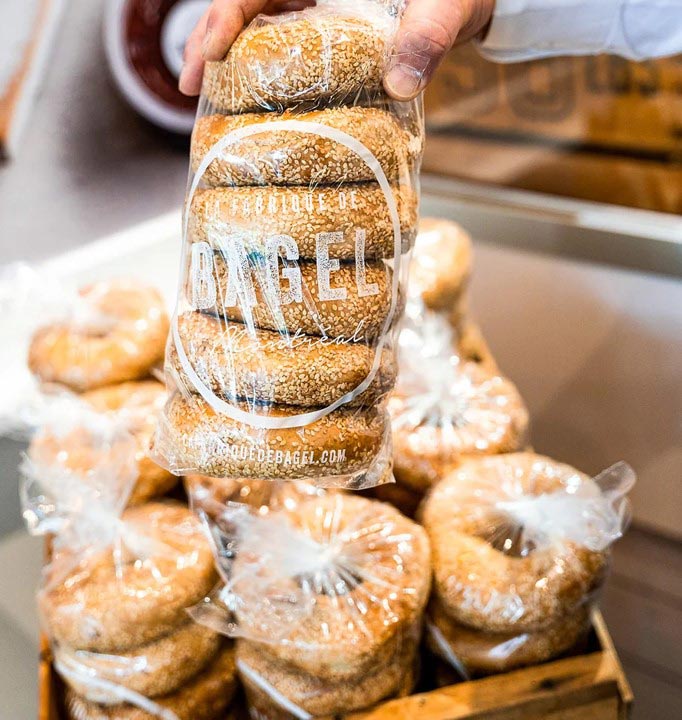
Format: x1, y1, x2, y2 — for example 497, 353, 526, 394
264, 0, 316, 12
384, 0, 491, 101
202, 0, 270, 61
179, 8, 211, 96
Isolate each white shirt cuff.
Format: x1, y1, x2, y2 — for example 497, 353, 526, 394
478, 0, 682, 63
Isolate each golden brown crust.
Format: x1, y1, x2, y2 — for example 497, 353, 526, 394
237, 624, 419, 717
211, 254, 394, 340
28, 281, 169, 392
65, 644, 237, 720
203, 14, 389, 113
390, 365, 529, 493
427, 598, 590, 674
43, 503, 218, 653
412, 218, 473, 313
190, 107, 422, 187
59, 622, 221, 700
232, 495, 431, 680
82, 381, 178, 505
170, 312, 397, 408
156, 394, 389, 484
188, 183, 418, 259
456, 323, 499, 374
421, 454, 610, 633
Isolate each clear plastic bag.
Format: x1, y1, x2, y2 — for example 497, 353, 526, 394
152, 0, 424, 490
0, 263, 169, 438
420, 453, 634, 677
389, 357, 530, 494
190, 492, 431, 718
410, 217, 473, 328
22, 432, 234, 720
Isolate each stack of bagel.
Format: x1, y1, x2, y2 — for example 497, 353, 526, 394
43, 503, 238, 720
231, 494, 432, 718
160, 4, 423, 487
420, 453, 610, 676
27, 280, 178, 506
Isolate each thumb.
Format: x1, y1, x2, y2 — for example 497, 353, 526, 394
384, 0, 493, 101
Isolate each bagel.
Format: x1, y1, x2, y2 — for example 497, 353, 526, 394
170, 312, 397, 408
420, 454, 610, 633
57, 622, 221, 701
191, 107, 422, 187
28, 281, 169, 392
237, 622, 420, 718
411, 218, 473, 313
64, 644, 236, 720
80, 381, 177, 505
211, 253, 394, 340
427, 598, 590, 675
203, 11, 391, 113
184, 475, 327, 517
155, 393, 389, 484
188, 183, 418, 259
390, 363, 529, 493
43, 503, 218, 653
232, 494, 431, 680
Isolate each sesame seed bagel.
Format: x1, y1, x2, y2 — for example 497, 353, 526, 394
184, 475, 327, 519
81, 381, 177, 505
411, 218, 473, 313
64, 643, 236, 720
57, 621, 221, 701
203, 12, 390, 114
188, 183, 418, 259
420, 454, 610, 633
171, 312, 397, 408
42, 503, 218, 653
155, 394, 389, 484
233, 495, 431, 681
191, 107, 421, 187
390, 364, 529, 493
237, 623, 419, 718
28, 281, 169, 392
211, 253, 394, 340
427, 598, 590, 675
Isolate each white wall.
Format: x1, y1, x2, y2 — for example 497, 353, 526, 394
469, 240, 681, 539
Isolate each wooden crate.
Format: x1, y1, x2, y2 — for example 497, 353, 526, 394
40, 612, 632, 720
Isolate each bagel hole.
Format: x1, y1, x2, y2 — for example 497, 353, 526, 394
479, 514, 536, 557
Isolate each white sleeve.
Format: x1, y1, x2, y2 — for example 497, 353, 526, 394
479, 0, 682, 63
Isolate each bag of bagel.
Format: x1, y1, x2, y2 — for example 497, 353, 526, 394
152, 0, 424, 490
190, 492, 431, 718
389, 317, 530, 503
0, 262, 170, 438
21, 419, 239, 720
419, 454, 635, 678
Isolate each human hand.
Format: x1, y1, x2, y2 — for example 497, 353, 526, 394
178, 0, 496, 100
179, 0, 315, 95
384, 0, 496, 100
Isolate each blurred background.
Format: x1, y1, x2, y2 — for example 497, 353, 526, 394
0, 1, 680, 718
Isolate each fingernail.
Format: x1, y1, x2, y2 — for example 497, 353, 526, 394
201, 29, 213, 59
384, 62, 425, 100
178, 63, 188, 93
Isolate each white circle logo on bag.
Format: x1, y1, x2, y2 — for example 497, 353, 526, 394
175, 120, 402, 430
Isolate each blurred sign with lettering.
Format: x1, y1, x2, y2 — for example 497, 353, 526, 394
425, 45, 682, 214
